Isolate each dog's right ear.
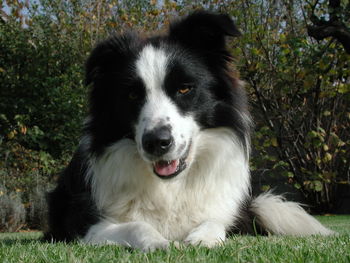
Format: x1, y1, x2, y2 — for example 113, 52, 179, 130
85, 32, 141, 86
168, 11, 241, 52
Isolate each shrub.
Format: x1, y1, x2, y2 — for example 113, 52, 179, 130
27, 185, 51, 230
233, 1, 350, 212
0, 140, 58, 231
0, 185, 26, 232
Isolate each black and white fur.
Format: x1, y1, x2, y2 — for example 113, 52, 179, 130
44, 11, 333, 251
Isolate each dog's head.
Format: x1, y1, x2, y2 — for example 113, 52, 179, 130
85, 11, 250, 179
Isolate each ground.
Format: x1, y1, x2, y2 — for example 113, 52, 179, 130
0, 216, 349, 263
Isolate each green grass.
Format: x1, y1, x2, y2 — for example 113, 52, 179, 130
1, 216, 349, 263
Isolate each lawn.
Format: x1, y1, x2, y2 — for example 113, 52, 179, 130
0, 216, 349, 263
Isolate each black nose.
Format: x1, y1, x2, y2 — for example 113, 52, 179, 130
142, 126, 173, 156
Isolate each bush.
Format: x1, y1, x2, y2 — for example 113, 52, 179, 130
0, 140, 57, 231
232, 1, 350, 212
27, 185, 50, 230
0, 12, 87, 158
0, 185, 26, 232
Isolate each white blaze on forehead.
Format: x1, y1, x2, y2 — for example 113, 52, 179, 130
134, 45, 198, 163
136, 45, 169, 92
135, 44, 174, 132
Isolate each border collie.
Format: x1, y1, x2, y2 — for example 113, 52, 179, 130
44, 11, 333, 251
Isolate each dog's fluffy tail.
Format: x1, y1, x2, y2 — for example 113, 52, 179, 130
250, 192, 334, 236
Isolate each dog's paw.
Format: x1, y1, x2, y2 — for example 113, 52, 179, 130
139, 238, 171, 252
184, 233, 224, 248
139, 239, 180, 252
184, 222, 226, 248
142, 238, 183, 252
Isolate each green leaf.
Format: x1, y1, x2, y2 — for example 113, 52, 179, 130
272, 161, 289, 169
338, 83, 350, 94
282, 171, 294, 178
323, 111, 331, 116
294, 183, 301, 189
307, 130, 318, 138
251, 48, 260, 56
261, 185, 271, 191
323, 153, 332, 162
271, 137, 278, 147
313, 180, 323, 192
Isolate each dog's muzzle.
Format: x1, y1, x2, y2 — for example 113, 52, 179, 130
141, 125, 189, 179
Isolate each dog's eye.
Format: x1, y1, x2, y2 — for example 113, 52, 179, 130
178, 83, 194, 95
129, 91, 138, 100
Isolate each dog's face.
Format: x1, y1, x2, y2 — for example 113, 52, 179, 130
133, 44, 216, 178
85, 12, 250, 179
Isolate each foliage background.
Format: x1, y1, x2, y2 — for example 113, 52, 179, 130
0, 0, 349, 231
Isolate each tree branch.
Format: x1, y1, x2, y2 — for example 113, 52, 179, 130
307, 23, 350, 53
307, 0, 350, 54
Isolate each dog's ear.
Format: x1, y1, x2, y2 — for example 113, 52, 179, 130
168, 11, 241, 52
85, 32, 140, 86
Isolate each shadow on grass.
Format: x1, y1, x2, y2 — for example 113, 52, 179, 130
0, 232, 44, 246
0, 238, 43, 246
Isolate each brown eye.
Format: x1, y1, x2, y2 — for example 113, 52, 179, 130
129, 91, 138, 100
178, 83, 194, 95
179, 87, 190, 94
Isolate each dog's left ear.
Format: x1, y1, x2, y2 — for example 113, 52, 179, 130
169, 11, 241, 52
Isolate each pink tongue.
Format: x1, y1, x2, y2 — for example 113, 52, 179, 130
154, 160, 179, 176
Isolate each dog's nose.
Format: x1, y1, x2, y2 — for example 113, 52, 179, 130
142, 126, 173, 156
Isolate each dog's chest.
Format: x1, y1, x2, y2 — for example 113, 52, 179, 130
91, 130, 250, 240
104, 178, 233, 240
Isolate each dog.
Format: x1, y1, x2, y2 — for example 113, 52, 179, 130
44, 11, 333, 251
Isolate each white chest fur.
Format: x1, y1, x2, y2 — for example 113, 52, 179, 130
87, 128, 250, 240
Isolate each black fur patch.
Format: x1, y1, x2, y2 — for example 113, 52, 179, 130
227, 195, 268, 236
44, 148, 99, 241
84, 32, 146, 155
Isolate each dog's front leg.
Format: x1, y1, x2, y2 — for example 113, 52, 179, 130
83, 220, 172, 251
184, 221, 226, 247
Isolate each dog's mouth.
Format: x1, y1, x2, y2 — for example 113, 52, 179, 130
153, 159, 186, 179
152, 142, 191, 179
